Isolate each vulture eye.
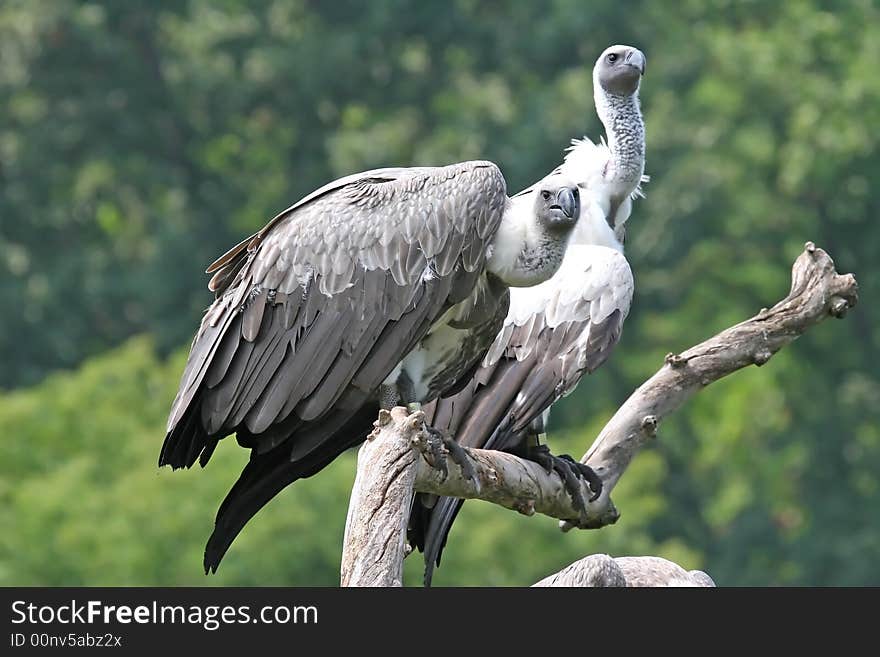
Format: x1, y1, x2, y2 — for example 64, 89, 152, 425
541, 190, 552, 201
607, 52, 618, 63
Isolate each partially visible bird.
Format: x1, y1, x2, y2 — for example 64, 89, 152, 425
410, 44, 648, 585
532, 554, 716, 587
159, 159, 584, 574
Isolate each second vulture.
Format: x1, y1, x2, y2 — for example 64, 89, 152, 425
410, 44, 648, 585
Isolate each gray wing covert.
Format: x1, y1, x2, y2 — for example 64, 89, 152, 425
161, 160, 507, 470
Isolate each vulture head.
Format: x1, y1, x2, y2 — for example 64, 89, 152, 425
533, 176, 580, 232
594, 44, 646, 96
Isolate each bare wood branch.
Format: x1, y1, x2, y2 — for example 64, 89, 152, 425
340, 243, 858, 585
340, 407, 419, 586
411, 432, 619, 526
532, 554, 715, 587
341, 407, 613, 585
560, 242, 858, 531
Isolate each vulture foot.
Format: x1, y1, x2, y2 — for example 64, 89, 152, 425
524, 445, 602, 515
423, 426, 480, 493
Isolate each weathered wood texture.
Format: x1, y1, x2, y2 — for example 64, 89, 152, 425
340, 407, 419, 586
340, 244, 857, 586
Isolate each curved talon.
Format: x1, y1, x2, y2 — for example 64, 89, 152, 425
553, 460, 588, 515
521, 448, 602, 513
558, 454, 603, 502
421, 427, 448, 480
583, 467, 603, 502
424, 426, 480, 493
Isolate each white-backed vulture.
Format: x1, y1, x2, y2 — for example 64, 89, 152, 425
412, 45, 648, 585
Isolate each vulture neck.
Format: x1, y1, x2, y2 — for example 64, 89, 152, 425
486, 197, 569, 288
595, 87, 645, 191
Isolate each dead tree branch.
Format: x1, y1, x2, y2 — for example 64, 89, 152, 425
561, 242, 858, 531
340, 243, 857, 586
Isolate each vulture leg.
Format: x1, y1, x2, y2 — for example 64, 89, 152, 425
398, 387, 479, 489
423, 424, 479, 490
516, 424, 603, 518
379, 383, 401, 411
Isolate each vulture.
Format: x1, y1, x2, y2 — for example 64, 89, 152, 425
159, 159, 584, 573
410, 44, 648, 585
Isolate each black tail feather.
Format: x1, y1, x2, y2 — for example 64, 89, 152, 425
421, 495, 466, 586
203, 402, 377, 574
204, 449, 304, 574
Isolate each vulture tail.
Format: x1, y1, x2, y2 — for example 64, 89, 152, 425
417, 495, 467, 587
203, 403, 377, 573
203, 450, 304, 574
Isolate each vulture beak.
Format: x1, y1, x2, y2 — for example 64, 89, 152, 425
555, 187, 579, 220
625, 49, 646, 75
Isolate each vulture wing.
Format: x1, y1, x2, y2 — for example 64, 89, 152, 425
160, 160, 507, 571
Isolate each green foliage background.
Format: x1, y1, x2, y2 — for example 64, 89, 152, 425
1, 0, 877, 586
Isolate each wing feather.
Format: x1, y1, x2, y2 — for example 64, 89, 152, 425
241, 288, 268, 342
